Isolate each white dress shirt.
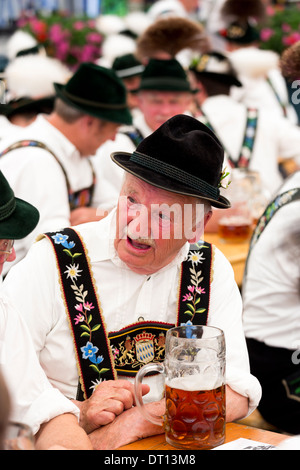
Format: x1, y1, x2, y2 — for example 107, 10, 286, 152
243, 171, 300, 351
2, 209, 261, 416
0, 114, 94, 273
0, 293, 79, 434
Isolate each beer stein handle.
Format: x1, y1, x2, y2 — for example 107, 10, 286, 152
134, 362, 165, 427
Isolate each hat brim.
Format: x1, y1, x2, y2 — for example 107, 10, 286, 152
192, 71, 242, 87
131, 80, 199, 94
0, 198, 40, 239
111, 152, 231, 209
0, 96, 55, 118
54, 83, 132, 126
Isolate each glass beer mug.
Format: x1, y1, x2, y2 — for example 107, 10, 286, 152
134, 325, 226, 450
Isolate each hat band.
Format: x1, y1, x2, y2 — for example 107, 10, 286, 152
0, 196, 16, 221
139, 77, 191, 90
116, 65, 145, 78
63, 90, 128, 110
130, 151, 220, 200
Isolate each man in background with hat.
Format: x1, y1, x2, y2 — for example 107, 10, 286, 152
0, 170, 93, 449
72, 58, 197, 225
112, 53, 145, 114
189, 51, 300, 203
0, 61, 131, 275
2, 115, 261, 449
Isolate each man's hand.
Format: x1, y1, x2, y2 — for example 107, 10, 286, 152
73, 380, 150, 434
226, 385, 249, 422
88, 400, 165, 450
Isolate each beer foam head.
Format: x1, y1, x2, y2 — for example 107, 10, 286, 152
166, 374, 223, 391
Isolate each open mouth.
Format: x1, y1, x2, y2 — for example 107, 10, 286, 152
127, 236, 152, 251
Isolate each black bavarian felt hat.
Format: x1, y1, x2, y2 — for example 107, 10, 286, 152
189, 51, 242, 87
218, 21, 260, 45
54, 62, 132, 125
0, 96, 55, 118
0, 171, 40, 239
132, 58, 198, 93
111, 114, 231, 209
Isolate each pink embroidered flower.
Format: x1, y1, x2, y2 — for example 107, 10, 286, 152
187, 285, 195, 293
75, 313, 84, 324
196, 286, 206, 295
84, 302, 95, 311
75, 303, 84, 313
182, 293, 193, 302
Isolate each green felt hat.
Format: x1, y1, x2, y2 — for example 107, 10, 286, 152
132, 58, 198, 93
112, 53, 145, 79
54, 62, 132, 125
0, 171, 39, 239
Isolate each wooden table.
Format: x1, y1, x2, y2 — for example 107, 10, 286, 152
118, 422, 289, 451
204, 233, 250, 287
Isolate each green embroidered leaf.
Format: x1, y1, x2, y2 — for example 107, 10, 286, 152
195, 308, 206, 313
184, 311, 193, 316
87, 314, 92, 324
80, 331, 90, 337
91, 324, 101, 332
195, 297, 201, 305
80, 324, 91, 332
186, 303, 195, 311
63, 249, 73, 257
72, 253, 82, 258
99, 368, 110, 375
89, 364, 100, 373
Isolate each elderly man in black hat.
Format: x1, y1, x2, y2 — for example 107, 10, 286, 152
0, 170, 93, 449
0, 62, 131, 276
2, 115, 261, 449
72, 58, 198, 225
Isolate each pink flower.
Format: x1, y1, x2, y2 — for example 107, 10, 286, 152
260, 28, 274, 42
282, 23, 291, 33
86, 32, 102, 43
73, 21, 85, 31
83, 302, 95, 311
75, 313, 84, 324
187, 285, 195, 293
196, 287, 206, 294
182, 293, 193, 302
75, 303, 84, 312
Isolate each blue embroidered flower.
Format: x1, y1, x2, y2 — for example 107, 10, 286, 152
81, 341, 104, 365
51, 233, 75, 249
180, 320, 197, 338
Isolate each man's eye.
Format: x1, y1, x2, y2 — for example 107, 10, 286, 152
128, 196, 136, 204
159, 212, 170, 221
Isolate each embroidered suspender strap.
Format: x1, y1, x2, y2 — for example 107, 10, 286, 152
43, 228, 117, 400
177, 241, 212, 326
234, 108, 259, 169
198, 108, 258, 169
244, 186, 300, 278
0, 140, 71, 194
0, 139, 95, 210
120, 128, 144, 147
266, 77, 288, 118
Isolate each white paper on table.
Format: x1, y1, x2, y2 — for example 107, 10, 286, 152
212, 438, 277, 450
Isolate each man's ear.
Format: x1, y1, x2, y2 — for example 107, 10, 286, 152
187, 211, 212, 243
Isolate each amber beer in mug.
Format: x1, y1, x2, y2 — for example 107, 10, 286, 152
164, 379, 225, 449
218, 215, 252, 243
134, 325, 226, 450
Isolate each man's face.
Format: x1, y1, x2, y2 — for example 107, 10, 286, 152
81, 118, 120, 156
138, 90, 193, 131
114, 174, 208, 275
0, 239, 16, 275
